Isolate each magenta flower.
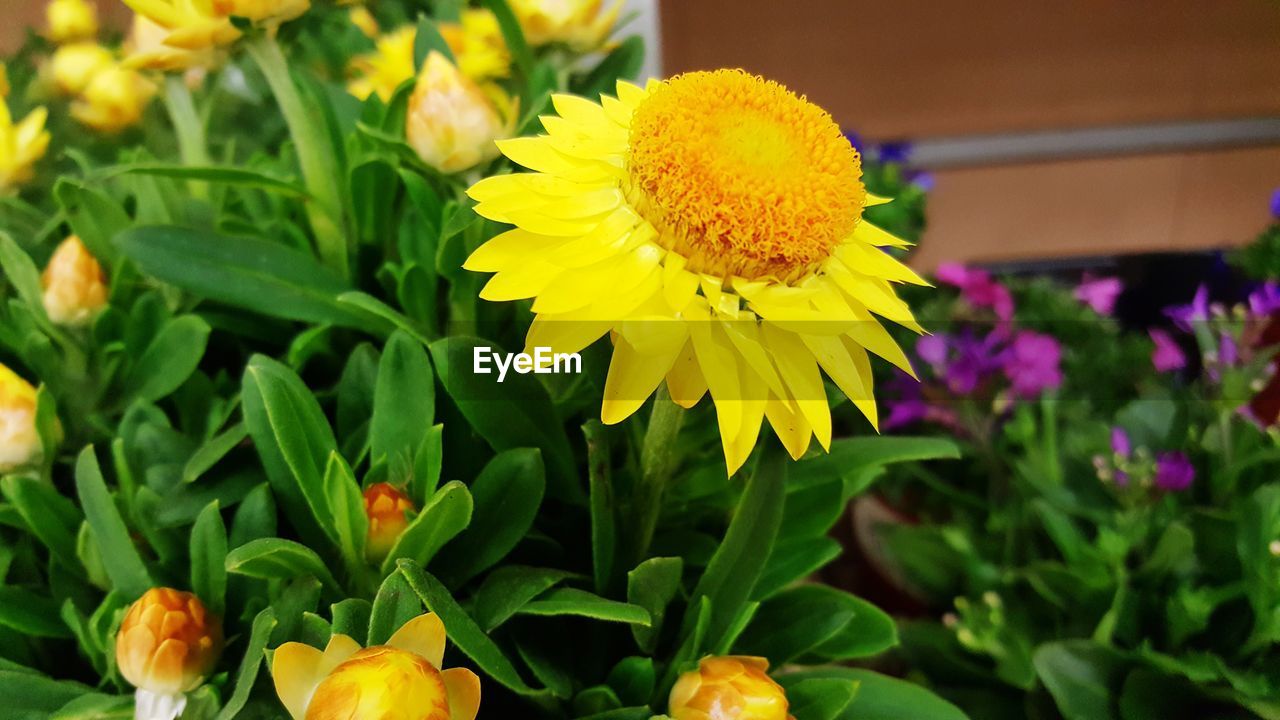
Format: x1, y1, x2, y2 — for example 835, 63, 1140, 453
1271, 187, 1280, 220
1154, 452, 1195, 492
1002, 331, 1062, 398
1110, 427, 1131, 457
1248, 281, 1280, 318
1165, 285, 1210, 332
1149, 328, 1187, 372
935, 263, 1015, 322
1075, 275, 1123, 316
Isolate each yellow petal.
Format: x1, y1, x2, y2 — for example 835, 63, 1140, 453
480, 260, 563, 301
687, 303, 742, 444
464, 229, 567, 273
271, 642, 324, 720
602, 326, 686, 425
386, 613, 446, 669
442, 667, 482, 720
319, 633, 362, 673
865, 192, 893, 206
526, 314, 612, 356
764, 394, 812, 460
852, 218, 912, 248
665, 341, 707, 409
761, 323, 832, 451
801, 333, 877, 428
834, 242, 930, 286
496, 137, 618, 183
722, 359, 766, 476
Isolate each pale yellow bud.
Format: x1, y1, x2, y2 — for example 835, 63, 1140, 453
48, 42, 114, 96
117, 588, 223, 720
46, 0, 99, 43
669, 656, 790, 720
41, 235, 108, 326
405, 52, 511, 174
124, 14, 216, 73
70, 64, 156, 133
0, 364, 39, 472
508, 0, 622, 49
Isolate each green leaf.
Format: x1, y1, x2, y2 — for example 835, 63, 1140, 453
518, 588, 651, 626
433, 448, 545, 587
413, 14, 456, 67
1, 476, 81, 570
0, 587, 73, 638
754, 536, 843, 599
735, 585, 858, 665
114, 163, 307, 195
780, 668, 969, 720
397, 561, 549, 698
368, 571, 424, 646
686, 446, 786, 648
330, 598, 372, 639
224, 538, 339, 592
0, 669, 94, 718
182, 422, 248, 484
606, 656, 655, 708
430, 336, 580, 502
229, 484, 276, 548
626, 556, 682, 653
584, 420, 615, 594
785, 678, 860, 720
479, 0, 533, 79
789, 436, 960, 489
74, 447, 152, 599
190, 501, 228, 617
1033, 640, 1129, 720
115, 225, 369, 327
371, 330, 436, 487
808, 593, 898, 661
50, 693, 133, 719
0, 232, 46, 321
121, 315, 211, 403
53, 179, 130, 264
323, 451, 368, 578
576, 35, 645, 97
336, 291, 430, 345
380, 480, 472, 575
473, 565, 576, 632
213, 607, 277, 720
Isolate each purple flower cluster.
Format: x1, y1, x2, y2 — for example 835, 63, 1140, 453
1102, 427, 1195, 493
936, 263, 1015, 323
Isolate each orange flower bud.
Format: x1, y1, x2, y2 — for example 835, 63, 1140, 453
41, 235, 108, 326
0, 363, 39, 471
669, 656, 791, 720
363, 482, 414, 563
117, 588, 223, 719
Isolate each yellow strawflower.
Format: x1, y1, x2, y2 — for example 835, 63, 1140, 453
117, 588, 223, 720
212, 0, 310, 28
273, 613, 481, 720
0, 363, 40, 472
465, 71, 927, 475
46, 0, 98, 43
669, 656, 790, 720
346, 25, 416, 101
363, 482, 414, 563
406, 52, 513, 174
42, 235, 109, 327
71, 63, 156, 133
122, 0, 240, 54
48, 42, 115, 96
0, 66, 51, 194
440, 9, 509, 82
509, 0, 621, 49
124, 14, 217, 72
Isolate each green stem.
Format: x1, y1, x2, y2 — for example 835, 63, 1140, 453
632, 384, 684, 561
244, 33, 350, 278
162, 75, 210, 174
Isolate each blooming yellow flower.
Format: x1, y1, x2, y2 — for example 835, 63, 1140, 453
346, 25, 415, 102
669, 656, 791, 720
71, 63, 157, 133
48, 42, 114, 96
363, 482, 414, 563
464, 71, 926, 474
212, 0, 310, 28
42, 235, 108, 327
273, 613, 481, 720
124, 14, 217, 72
406, 52, 514, 174
122, 0, 240, 54
46, 0, 98, 43
0, 363, 39, 472
0, 68, 51, 194
440, 9, 510, 82
509, 0, 621, 49
117, 588, 223, 720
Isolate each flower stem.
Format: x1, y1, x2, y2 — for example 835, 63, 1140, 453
161, 75, 210, 198
632, 384, 684, 561
244, 33, 350, 278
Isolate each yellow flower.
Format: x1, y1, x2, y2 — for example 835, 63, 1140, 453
508, 0, 621, 49
117, 588, 223, 720
122, 0, 240, 54
348, 5, 379, 38
440, 9, 510, 82
0, 363, 39, 472
71, 63, 156, 133
406, 52, 513, 174
669, 656, 790, 720
273, 613, 481, 720
42, 235, 108, 327
464, 71, 926, 475
46, 0, 98, 43
0, 71, 51, 194
212, 0, 310, 26
48, 42, 114, 96
124, 14, 218, 72
363, 482, 414, 563
346, 25, 415, 102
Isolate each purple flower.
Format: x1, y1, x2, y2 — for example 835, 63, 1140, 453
1075, 275, 1123, 316
943, 330, 1006, 395
915, 334, 949, 368
1219, 332, 1239, 367
1165, 285, 1210, 333
1110, 427, 1131, 457
877, 141, 912, 164
1271, 187, 1280, 220
1154, 452, 1195, 492
1248, 281, 1280, 318
1002, 331, 1063, 398
1149, 328, 1187, 372
935, 263, 1015, 322
844, 131, 864, 153
910, 171, 935, 192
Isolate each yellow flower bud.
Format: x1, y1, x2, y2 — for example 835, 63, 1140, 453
46, 0, 99, 43
41, 235, 108, 327
346, 26, 416, 102
0, 79, 51, 194
122, 0, 240, 54
508, 0, 621, 50
348, 5, 379, 38
363, 482, 414, 563
117, 588, 223, 719
669, 656, 791, 720
0, 364, 39, 472
124, 14, 217, 73
212, 0, 310, 27
440, 9, 510, 82
71, 64, 156, 134
405, 52, 513, 174
273, 613, 481, 720
48, 42, 114, 96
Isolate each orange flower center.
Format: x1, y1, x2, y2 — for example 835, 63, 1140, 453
306, 647, 450, 720
625, 70, 865, 283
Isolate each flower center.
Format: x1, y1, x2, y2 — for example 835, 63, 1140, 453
625, 70, 865, 282
306, 647, 450, 720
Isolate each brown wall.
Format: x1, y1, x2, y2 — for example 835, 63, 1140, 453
661, 0, 1280, 267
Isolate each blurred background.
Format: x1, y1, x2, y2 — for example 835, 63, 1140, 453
8, 0, 1278, 270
